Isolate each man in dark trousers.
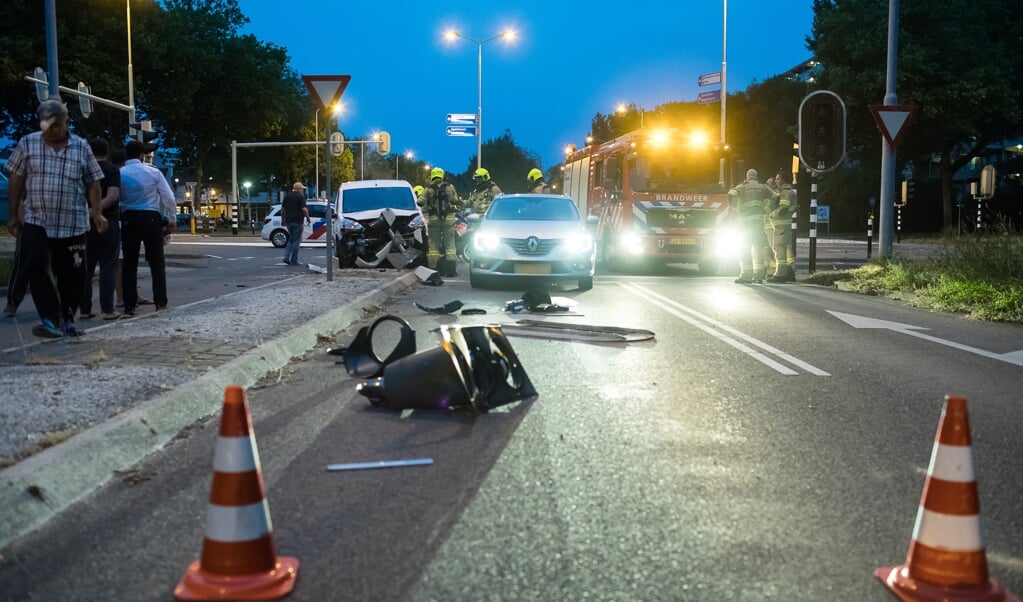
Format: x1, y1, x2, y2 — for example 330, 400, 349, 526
281, 182, 309, 265
80, 138, 122, 320
119, 139, 175, 316
5, 99, 107, 337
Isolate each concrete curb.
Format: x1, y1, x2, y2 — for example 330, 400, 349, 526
0, 271, 417, 549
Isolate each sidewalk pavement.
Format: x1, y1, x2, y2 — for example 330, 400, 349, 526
0, 267, 417, 550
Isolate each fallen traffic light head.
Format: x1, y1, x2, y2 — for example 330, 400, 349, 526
357, 324, 536, 413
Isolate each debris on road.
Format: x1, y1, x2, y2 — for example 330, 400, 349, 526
326, 458, 434, 472
356, 324, 536, 413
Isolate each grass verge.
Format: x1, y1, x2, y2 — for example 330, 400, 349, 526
802, 235, 1023, 323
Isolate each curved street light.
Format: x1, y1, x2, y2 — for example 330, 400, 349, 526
444, 28, 516, 169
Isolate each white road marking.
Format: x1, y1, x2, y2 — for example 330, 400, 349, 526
621, 282, 830, 376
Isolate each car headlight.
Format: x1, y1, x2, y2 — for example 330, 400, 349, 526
713, 227, 743, 257
340, 217, 363, 231
566, 231, 593, 253
473, 231, 500, 252
409, 213, 425, 229
618, 231, 644, 255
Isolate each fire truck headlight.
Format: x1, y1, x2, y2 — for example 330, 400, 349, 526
714, 227, 743, 257
566, 231, 593, 254
473, 231, 500, 252
619, 231, 644, 255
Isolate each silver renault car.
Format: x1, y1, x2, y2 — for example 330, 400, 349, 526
468, 193, 597, 290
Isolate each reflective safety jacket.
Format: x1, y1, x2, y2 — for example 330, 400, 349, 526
727, 178, 772, 223
766, 183, 796, 229
469, 181, 503, 214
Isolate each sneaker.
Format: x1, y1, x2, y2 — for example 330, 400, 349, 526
63, 322, 84, 337
155, 304, 167, 311
123, 307, 136, 317
32, 319, 64, 339
102, 311, 122, 320
3, 304, 16, 317
80, 312, 98, 320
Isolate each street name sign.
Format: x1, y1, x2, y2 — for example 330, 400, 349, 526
446, 113, 477, 124
697, 90, 721, 104
446, 125, 477, 137
302, 75, 351, 112
869, 105, 915, 148
698, 72, 721, 87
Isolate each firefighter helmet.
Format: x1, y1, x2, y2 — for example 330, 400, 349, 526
473, 168, 491, 182
430, 167, 445, 180
413, 185, 424, 196
527, 168, 543, 183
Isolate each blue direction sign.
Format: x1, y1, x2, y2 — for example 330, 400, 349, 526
697, 90, 721, 104
446, 113, 477, 124
698, 72, 721, 87
446, 125, 477, 137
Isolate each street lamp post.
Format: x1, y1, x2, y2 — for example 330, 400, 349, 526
126, 0, 137, 137
615, 103, 645, 129
720, 0, 728, 189
445, 29, 515, 169
314, 107, 320, 196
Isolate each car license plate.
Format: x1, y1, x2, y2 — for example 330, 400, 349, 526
670, 238, 696, 245
515, 263, 551, 275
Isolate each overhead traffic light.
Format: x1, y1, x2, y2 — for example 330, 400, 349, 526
129, 120, 159, 147
798, 91, 846, 173
376, 130, 391, 155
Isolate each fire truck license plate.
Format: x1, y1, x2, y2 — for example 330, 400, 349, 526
670, 238, 696, 245
515, 263, 551, 275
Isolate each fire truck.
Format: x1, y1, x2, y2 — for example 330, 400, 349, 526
562, 128, 736, 275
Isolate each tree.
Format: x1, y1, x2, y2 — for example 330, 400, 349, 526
809, 0, 1023, 229
460, 129, 542, 194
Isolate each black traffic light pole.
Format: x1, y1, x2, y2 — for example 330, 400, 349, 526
798, 90, 847, 274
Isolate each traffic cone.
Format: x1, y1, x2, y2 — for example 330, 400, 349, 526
875, 394, 1019, 602
174, 385, 299, 601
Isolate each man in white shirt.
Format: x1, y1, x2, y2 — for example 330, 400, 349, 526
119, 139, 175, 315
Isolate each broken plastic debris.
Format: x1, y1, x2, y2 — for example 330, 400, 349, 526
414, 300, 464, 315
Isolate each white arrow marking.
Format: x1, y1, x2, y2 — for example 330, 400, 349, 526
828, 311, 1023, 367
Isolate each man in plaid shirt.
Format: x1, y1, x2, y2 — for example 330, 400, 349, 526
5, 99, 107, 338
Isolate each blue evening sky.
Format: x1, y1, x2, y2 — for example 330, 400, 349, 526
242, 1, 815, 174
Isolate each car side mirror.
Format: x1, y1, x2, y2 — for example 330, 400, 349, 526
586, 215, 599, 225
467, 213, 481, 224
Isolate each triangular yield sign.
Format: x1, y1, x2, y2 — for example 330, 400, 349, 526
302, 75, 351, 111
869, 104, 915, 148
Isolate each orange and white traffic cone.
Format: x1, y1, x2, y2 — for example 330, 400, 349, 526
174, 385, 299, 601
875, 394, 1019, 602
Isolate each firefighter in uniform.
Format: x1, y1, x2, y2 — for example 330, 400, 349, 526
766, 170, 797, 282
468, 168, 502, 214
527, 168, 549, 193
727, 168, 771, 284
762, 176, 778, 277
421, 168, 460, 263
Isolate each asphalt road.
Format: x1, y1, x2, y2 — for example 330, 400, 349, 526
1, 237, 1021, 601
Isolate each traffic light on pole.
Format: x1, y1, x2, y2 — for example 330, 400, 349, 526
798, 91, 846, 173
377, 130, 391, 156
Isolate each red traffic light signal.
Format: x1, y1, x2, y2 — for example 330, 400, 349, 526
798, 91, 846, 173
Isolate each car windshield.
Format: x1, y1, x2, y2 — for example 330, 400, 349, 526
340, 187, 416, 213
486, 196, 581, 221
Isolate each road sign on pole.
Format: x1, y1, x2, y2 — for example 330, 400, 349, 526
698, 72, 721, 86
869, 105, 915, 148
697, 90, 721, 104
446, 113, 477, 124
302, 75, 351, 112
446, 125, 477, 137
